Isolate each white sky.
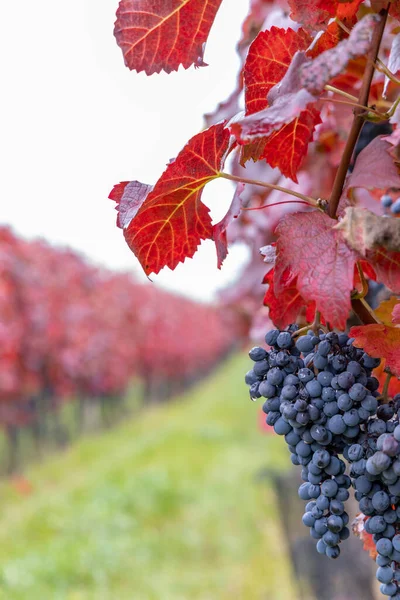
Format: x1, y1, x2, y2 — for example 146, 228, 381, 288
0, 1, 251, 301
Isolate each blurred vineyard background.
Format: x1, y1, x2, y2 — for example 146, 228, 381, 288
0, 226, 241, 474
0, 227, 297, 598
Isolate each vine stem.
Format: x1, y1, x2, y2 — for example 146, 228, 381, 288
219, 172, 319, 206
327, 6, 390, 220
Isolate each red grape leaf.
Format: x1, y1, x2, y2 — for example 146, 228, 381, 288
263, 269, 308, 328
350, 324, 400, 378
300, 15, 380, 95
244, 27, 312, 117
258, 108, 322, 182
240, 28, 319, 182
366, 249, 400, 295
288, 0, 363, 29
307, 17, 356, 59
375, 297, 400, 326
124, 123, 230, 275
373, 361, 400, 398
275, 211, 357, 328
109, 181, 129, 204
110, 180, 153, 229
114, 0, 223, 75
212, 183, 243, 269
347, 137, 400, 191
234, 15, 377, 175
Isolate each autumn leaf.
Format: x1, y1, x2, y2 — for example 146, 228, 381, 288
263, 269, 308, 328
375, 297, 400, 326
288, 0, 363, 29
366, 249, 400, 295
110, 180, 153, 229
240, 27, 319, 182
350, 324, 400, 378
335, 208, 400, 256
346, 137, 400, 192
124, 123, 231, 275
114, 0, 223, 75
244, 27, 312, 116
212, 183, 243, 269
274, 211, 358, 328
257, 109, 322, 182
233, 15, 378, 178
307, 19, 355, 59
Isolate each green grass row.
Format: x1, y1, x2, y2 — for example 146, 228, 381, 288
0, 355, 295, 600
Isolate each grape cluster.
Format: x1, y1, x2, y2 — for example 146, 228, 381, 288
346, 402, 400, 598
246, 327, 381, 559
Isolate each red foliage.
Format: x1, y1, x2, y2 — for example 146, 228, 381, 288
114, 0, 223, 74
118, 124, 230, 275
275, 211, 357, 328
110, 1, 400, 393
350, 300, 400, 378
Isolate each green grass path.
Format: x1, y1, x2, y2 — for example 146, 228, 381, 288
0, 355, 295, 600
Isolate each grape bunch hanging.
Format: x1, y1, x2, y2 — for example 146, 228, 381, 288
246, 327, 400, 598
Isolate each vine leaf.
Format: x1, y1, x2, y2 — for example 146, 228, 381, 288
350, 324, 400, 378
110, 181, 153, 229
114, 0, 223, 75
335, 208, 400, 256
375, 297, 400, 326
263, 268, 309, 328
122, 123, 231, 275
241, 27, 319, 182
347, 137, 400, 191
244, 27, 312, 116
233, 15, 377, 179
288, 0, 363, 29
213, 183, 243, 269
366, 249, 400, 295
274, 211, 357, 328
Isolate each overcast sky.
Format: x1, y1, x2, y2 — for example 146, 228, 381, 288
0, 1, 251, 301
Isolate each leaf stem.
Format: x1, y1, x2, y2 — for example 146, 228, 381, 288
324, 85, 358, 102
327, 7, 389, 220
351, 262, 369, 299
220, 172, 320, 206
320, 97, 384, 118
376, 58, 400, 86
241, 200, 311, 211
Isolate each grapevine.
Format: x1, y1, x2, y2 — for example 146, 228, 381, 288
110, 0, 400, 596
